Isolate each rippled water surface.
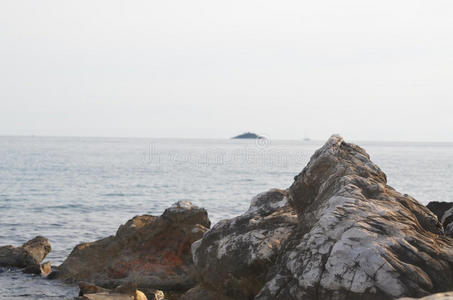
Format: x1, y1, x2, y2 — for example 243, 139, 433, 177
1, 136, 452, 299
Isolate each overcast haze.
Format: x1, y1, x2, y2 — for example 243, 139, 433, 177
1, 0, 452, 141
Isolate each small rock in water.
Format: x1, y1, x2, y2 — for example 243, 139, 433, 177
0, 236, 51, 274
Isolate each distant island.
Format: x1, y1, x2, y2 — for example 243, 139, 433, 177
232, 132, 265, 139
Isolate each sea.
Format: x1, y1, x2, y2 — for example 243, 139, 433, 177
0, 136, 452, 299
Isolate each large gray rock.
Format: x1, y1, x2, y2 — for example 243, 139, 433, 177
56, 201, 210, 291
183, 135, 453, 300
0, 236, 51, 274
186, 189, 298, 299
256, 135, 453, 299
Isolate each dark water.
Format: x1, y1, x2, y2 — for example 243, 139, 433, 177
0, 136, 452, 299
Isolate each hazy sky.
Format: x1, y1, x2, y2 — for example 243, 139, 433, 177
1, 1, 452, 141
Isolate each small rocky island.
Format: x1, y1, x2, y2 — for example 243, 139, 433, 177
2, 135, 453, 300
232, 132, 265, 139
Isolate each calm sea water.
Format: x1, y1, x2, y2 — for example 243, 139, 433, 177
1, 136, 452, 299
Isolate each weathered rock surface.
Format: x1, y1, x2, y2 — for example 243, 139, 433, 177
0, 236, 51, 274
57, 201, 210, 290
399, 292, 453, 300
256, 135, 453, 299
186, 189, 298, 299
183, 135, 453, 300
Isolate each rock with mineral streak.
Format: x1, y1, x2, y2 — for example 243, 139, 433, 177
256, 135, 453, 300
185, 189, 298, 299
57, 201, 210, 291
0, 236, 51, 274
398, 292, 453, 299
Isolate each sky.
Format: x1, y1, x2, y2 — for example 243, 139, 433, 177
1, 0, 452, 141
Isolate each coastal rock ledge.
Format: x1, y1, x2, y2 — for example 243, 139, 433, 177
182, 135, 453, 300
55, 201, 210, 291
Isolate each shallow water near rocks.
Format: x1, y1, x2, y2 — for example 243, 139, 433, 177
0, 136, 452, 299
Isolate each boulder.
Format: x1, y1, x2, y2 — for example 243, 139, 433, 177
57, 201, 210, 291
185, 189, 298, 299
256, 135, 453, 299
183, 135, 453, 300
0, 236, 51, 274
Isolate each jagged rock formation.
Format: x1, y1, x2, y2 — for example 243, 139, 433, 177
257, 135, 453, 299
187, 189, 298, 299
182, 135, 453, 300
56, 201, 210, 291
0, 236, 51, 274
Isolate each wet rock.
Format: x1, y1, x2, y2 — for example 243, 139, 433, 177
426, 202, 453, 221
256, 135, 453, 300
185, 189, 298, 299
0, 236, 51, 274
426, 202, 453, 237
399, 292, 453, 299
57, 201, 210, 291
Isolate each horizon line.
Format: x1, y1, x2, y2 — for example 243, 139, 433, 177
0, 133, 453, 145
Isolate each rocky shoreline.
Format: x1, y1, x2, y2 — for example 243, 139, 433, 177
2, 135, 453, 300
